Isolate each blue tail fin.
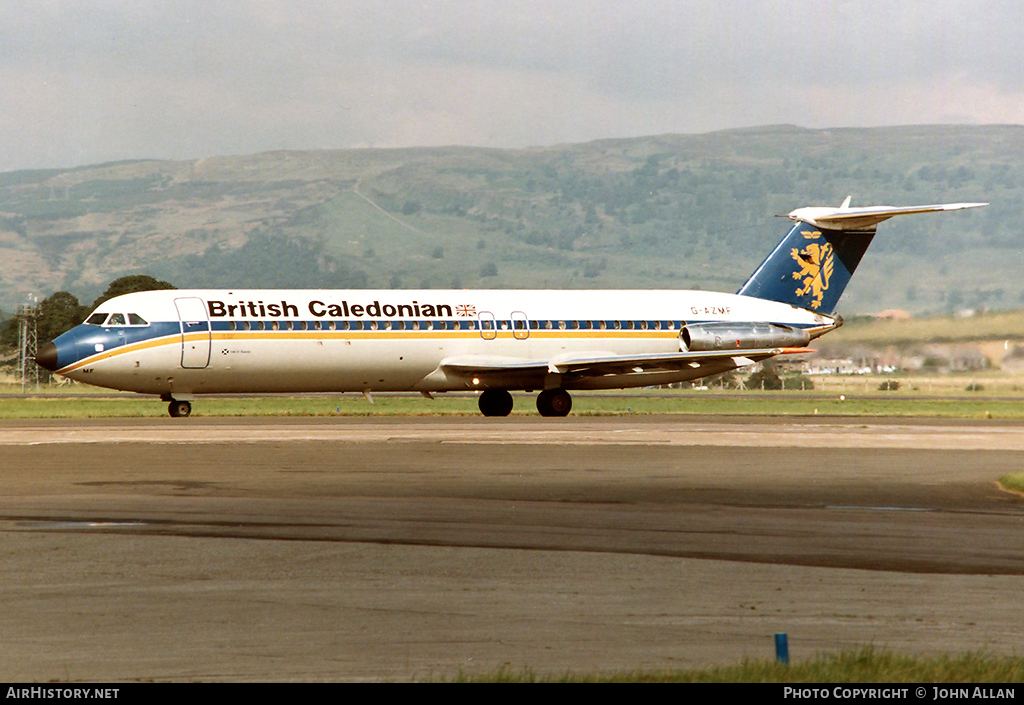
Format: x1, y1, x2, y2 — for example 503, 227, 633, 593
736, 222, 874, 314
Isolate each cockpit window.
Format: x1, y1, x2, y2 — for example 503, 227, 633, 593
128, 313, 148, 325
107, 313, 126, 326
87, 313, 108, 325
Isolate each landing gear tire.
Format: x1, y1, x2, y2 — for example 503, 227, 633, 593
168, 400, 192, 418
536, 389, 572, 417
478, 389, 513, 417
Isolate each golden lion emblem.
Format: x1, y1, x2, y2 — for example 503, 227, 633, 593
790, 240, 834, 309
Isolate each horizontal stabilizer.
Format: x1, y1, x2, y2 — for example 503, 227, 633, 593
784, 200, 987, 231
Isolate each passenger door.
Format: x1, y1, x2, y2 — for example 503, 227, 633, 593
174, 297, 211, 369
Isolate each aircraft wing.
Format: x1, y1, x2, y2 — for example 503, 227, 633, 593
437, 347, 812, 384
545, 347, 810, 375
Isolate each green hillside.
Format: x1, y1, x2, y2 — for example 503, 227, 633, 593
0, 125, 1014, 314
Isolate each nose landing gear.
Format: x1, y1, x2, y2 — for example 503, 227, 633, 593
168, 400, 192, 418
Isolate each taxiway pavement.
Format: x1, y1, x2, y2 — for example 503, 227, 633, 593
1, 416, 1021, 681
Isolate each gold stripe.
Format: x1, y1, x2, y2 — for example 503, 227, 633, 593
59, 334, 182, 373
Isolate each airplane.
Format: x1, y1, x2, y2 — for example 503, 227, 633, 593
35, 198, 986, 418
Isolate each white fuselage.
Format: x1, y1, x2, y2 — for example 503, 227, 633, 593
52, 288, 832, 398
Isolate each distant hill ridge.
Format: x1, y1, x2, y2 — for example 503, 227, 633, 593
0, 124, 1013, 314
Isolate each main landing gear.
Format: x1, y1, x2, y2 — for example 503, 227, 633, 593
477, 388, 573, 417
536, 388, 572, 417
478, 389, 514, 417
168, 400, 192, 418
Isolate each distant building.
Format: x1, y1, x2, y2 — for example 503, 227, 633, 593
800, 358, 872, 375
873, 309, 911, 320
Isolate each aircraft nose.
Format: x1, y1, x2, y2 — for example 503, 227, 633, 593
35, 342, 58, 372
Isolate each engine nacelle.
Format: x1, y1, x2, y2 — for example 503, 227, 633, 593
680, 322, 810, 352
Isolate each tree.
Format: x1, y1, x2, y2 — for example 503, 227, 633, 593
746, 363, 783, 390
1, 291, 87, 349
37, 292, 88, 346
91, 275, 176, 310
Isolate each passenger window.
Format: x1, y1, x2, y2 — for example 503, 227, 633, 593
228, 321, 237, 331
87, 313, 108, 325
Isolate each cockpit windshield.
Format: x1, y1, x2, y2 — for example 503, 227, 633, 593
85, 312, 149, 326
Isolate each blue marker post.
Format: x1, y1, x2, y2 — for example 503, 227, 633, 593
774, 633, 789, 665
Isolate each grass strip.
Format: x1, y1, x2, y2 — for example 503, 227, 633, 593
437, 648, 1024, 683
997, 472, 1024, 495
3, 392, 1024, 419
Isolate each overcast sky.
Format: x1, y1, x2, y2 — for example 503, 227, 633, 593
4, 0, 1023, 171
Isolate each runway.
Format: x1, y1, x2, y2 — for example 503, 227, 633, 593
1, 415, 1022, 680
